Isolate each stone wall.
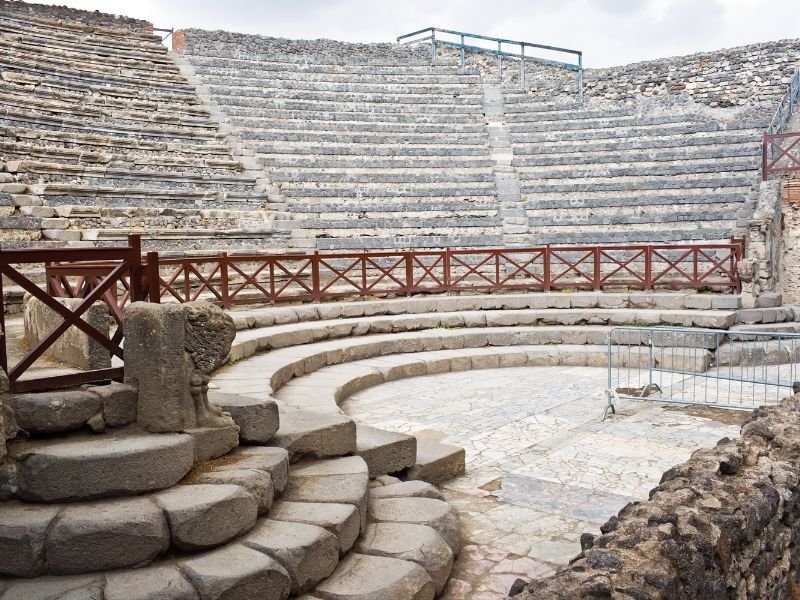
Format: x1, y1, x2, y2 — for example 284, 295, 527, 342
780, 179, 800, 304
511, 393, 800, 600
23, 296, 111, 370
435, 39, 800, 108
739, 180, 783, 308
175, 29, 431, 64
0, 0, 152, 32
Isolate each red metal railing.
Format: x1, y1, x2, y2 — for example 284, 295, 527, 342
45, 242, 744, 314
763, 131, 800, 180
1, 235, 148, 393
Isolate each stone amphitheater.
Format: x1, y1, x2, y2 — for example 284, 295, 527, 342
2, 1, 800, 599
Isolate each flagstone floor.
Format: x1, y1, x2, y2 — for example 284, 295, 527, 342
341, 366, 748, 600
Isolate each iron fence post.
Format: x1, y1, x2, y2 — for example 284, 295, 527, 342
460, 34, 464, 67
431, 29, 436, 61
520, 45, 525, 89
577, 53, 584, 103
497, 41, 502, 80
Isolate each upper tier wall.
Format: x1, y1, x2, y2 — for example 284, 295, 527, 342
0, 0, 152, 33
174, 28, 432, 64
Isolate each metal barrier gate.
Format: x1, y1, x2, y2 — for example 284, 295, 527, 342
605, 326, 800, 418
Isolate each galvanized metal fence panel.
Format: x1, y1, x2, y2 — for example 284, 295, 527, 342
605, 326, 800, 417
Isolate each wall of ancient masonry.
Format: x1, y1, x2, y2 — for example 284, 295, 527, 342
435, 39, 800, 107
0, 0, 151, 32
779, 180, 800, 304
513, 393, 800, 599
175, 29, 432, 63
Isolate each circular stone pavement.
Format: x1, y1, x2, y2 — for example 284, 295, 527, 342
342, 366, 747, 600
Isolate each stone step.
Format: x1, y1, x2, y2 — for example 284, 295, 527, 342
517, 156, 758, 179
9, 383, 137, 436
238, 129, 489, 146
519, 171, 757, 194
280, 184, 496, 199
269, 500, 361, 556
283, 456, 370, 530
256, 144, 490, 157
525, 209, 739, 229
405, 440, 466, 486
234, 118, 488, 134
270, 407, 357, 460
8, 431, 195, 502
524, 227, 735, 246
199, 76, 484, 96
209, 87, 483, 106
354, 523, 454, 595
261, 156, 494, 169
524, 191, 748, 211
510, 120, 760, 143
241, 519, 340, 595
314, 234, 504, 251
312, 552, 436, 600
0, 482, 260, 577
355, 424, 417, 479
367, 497, 461, 554
212, 96, 484, 115
207, 391, 280, 444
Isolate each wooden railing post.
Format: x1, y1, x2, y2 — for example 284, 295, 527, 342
311, 251, 321, 303
220, 252, 230, 308
404, 252, 413, 296
443, 249, 451, 292
127, 234, 144, 302
644, 246, 653, 289
762, 132, 770, 181
146, 251, 160, 303
593, 247, 601, 291
543, 246, 551, 291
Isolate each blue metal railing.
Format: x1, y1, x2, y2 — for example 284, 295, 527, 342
397, 27, 583, 98
767, 67, 800, 135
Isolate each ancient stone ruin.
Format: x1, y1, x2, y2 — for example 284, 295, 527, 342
1, 0, 800, 598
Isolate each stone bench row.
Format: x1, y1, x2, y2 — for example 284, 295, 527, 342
524, 207, 739, 228
262, 156, 495, 169
519, 191, 748, 211
255, 145, 491, 157
200, 76, 483, 95
221, 107, 482, 125
210, 96, 485, 115
204, 83, 483, 104
271, 171, 494, 184
519, 171, 756, 194
517, 227, 735, 246
313, 234, 505, 251
510, 121, 761, 143
513, 142, 761, 167
0, 13, 166, 48
512, 130, 760, 155
241, 119, 488, 134
283, 198, 498, 213
27, 188, 269, 211
517, 156, 757, 179
231, 127, 489, 146
278, 185, 497, 199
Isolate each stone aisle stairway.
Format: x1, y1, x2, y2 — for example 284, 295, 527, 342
0, 382, 461, 598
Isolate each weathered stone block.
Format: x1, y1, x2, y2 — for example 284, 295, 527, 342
23, 295, 111, 370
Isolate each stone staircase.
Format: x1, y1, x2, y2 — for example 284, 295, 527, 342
1, 373, 461, 598
176, 31, 503, 251
502, 95, 766, 245
0, 2, 289, 251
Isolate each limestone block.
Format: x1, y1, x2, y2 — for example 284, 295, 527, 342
355, 424, 416, 478
369, 481, 444, 501
10, 390, 101, 435
105, 565, 198, 600
355, 523, 453, 594
86, 382, 137, 427
124, 301, 236, 434
241, 519, 339, 594
368, 497, 462, 553
208, 391, 279, 444
13, 432, 195, 502
46, 497, 169, 575
269, 501, 360, 556
23, 295, 111, 370
155, 484, 257, 551
271, 408, 356, 459
217, 446, 290, 492
185, 425, 240, 462
407, 440, 466, 485
193, 468, 274, 515
314, 553, 434, 600
180, 544, 291, 600
0, 503, 60, 577
1, 574, 105, 600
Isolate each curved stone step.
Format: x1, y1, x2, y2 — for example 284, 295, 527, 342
368, 480, 444, 501
208, 391, 279, 444
355, 424, 416, 478
313, 553, 434, 600
271, 407, 357, 460
367, 497, 461, 554
406, 439, 466, 486
284, 456, 370, 531
354, 523, 453, 594
0, 483, 259, 577
241, 519, 339, 594
269, 501, 361, 557
9, 432, 195, 502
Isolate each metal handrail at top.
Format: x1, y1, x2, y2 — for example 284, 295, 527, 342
766, 67, 800, 135
397, 27, 583, 96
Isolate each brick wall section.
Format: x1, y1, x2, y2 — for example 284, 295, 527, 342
511, 394, 800, 600
0, 0, 152, 32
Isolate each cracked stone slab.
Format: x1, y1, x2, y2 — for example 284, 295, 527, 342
0, 502, 61, 577
155, 484, 258, 552
368, 497, 461, 554
313, 553, 434, 600
241, 519, 339, 594
269, 501, 361, 557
